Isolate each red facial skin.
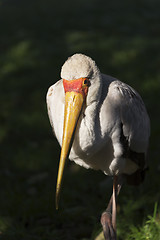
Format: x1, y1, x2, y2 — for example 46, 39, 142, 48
63, 78, 89, 98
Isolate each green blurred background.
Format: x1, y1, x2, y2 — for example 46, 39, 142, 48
0, 0, 160, 239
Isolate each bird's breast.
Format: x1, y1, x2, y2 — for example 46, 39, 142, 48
68, 111, 114, 174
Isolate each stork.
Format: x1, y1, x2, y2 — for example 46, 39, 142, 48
46, 54, 150, 240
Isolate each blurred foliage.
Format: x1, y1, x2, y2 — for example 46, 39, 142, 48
0, 0, 160, 239
128, 203, 160, 240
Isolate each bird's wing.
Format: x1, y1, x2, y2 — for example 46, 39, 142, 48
46, 79, 65, 145
107, 80, 150, 165
104, 79, 150, 184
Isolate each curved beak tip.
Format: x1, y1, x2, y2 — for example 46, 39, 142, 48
55, 185, 60, 210
56, 200, 59, 210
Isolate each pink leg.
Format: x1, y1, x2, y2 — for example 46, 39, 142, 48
101, 176, 122, 240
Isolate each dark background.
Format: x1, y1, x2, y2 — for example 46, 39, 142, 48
0, 0, 160, 239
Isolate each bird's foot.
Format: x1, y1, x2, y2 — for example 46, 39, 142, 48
101, 211, 117, 240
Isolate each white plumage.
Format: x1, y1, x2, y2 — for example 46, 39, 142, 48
46, 53, 150, 239
47, 53, 150, 175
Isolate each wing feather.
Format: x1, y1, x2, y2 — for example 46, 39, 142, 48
108, 80, 150, 154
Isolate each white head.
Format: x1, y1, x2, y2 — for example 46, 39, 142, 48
61, 53, 100, 80
61, 53, 102, 105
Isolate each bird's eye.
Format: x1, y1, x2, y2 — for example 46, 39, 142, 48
83, 78, 90, 87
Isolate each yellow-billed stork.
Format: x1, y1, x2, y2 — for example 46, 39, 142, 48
46, 54, 150, 240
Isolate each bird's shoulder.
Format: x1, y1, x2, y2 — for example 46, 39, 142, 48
100, 75, 148, 121
100, 75, 142, 106
105, 79, 150, 129
107, 80, 143, 105
46, 79, 64, 100
46, 79, 64, 139
46, 79, 65, 113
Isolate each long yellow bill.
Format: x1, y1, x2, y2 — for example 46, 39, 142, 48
56, 91, 84, 209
